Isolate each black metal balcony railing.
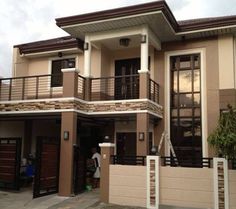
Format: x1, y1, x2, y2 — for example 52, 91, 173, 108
161, 156, 213, 168
78, 75, 85, 100
149, 79, 160, 104
0, 74, 62, 101
112, 155, 146, 166
90, 74, 139, 101
229, 159, 236, 170
0, 74, 160, 104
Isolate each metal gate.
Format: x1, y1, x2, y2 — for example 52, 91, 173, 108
33, 137, 60, 198
73, 145, 86, 194
0, 138, 21, 190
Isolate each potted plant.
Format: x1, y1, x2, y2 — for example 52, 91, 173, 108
208, 105, 236, 159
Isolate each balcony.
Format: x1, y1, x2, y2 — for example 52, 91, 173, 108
0, 73, 159, 103
0, 72, 162, 117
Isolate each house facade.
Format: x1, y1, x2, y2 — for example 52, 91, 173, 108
0, 0, 236, 202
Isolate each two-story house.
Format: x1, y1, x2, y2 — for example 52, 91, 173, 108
0, 0, 235, 199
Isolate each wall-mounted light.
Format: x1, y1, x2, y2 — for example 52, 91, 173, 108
64, 131, 69, 140
104, 135, 110, 141
139, 132, 145, 141
84, 42, 89, 50
141, 35, 146, 44
150, 146, 158, 155
58, 52, 63, 57
119, 38, 130, 47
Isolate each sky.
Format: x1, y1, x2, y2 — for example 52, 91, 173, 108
1, 0, 236, 77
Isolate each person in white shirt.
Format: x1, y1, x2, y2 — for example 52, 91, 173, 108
91, 147, 101, 188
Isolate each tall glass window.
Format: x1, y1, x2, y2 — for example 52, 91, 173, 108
170, 54, 202, 160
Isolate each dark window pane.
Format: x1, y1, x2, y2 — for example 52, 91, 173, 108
172, 94, 178, 108
194, 70, 200, 92
193, 118, 201, 137
179, 108, 192, 117
171, 109, 178, 117
194, 108, 201, 117
179, 94, 192, 107
179, 70, 192, 93
180, 56, 191, 69
51, 58, 75, 87
194, 93, 200, 106
171, 57, 178, 70
172, 71, 178, 93
194, 55, 200, 68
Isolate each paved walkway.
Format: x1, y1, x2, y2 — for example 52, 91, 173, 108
0, 189, 145, 209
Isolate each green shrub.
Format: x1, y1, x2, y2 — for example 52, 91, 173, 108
208, 105, 236, 158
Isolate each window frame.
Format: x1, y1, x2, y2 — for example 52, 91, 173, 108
48, 55, 77, 89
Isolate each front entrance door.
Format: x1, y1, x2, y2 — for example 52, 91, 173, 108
33, 137, 60, 198
115, 58, 140, 100
116, 133, 136, 157
0, 138, 21, 190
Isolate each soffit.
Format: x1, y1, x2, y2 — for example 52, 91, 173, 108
63, 12, 179, 42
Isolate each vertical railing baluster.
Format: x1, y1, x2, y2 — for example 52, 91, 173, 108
22, 77, 25, 100
36, 76, 39, 99
9, 79, 12, 101
50, 75, 53, 98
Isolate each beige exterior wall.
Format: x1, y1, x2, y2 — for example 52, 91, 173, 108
28, 57, 50, 76
13, 48, 81, 78
13, 48, 29, 77
0, 121, 25, 156
229, 170, 236, 209
160, 166, 214, 208
109, 165, 146, 207
101, 46, 112, 77
30, 120, 60, 154
91, 47, 102, 78
218, 35, 235, 90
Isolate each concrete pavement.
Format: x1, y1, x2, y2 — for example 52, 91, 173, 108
0, 189, 145, 209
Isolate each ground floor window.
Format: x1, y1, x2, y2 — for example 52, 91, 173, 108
170, 54, 202, 160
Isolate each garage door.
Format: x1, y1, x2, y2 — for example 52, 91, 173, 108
33, 137, 60, 198
0, 138, 21, 190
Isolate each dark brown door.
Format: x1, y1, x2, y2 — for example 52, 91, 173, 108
33, 137, 60, 198
0, 138, 21, 190
115, 58, 140, 100
116, 133, 136, 157
73, 145, 85, 194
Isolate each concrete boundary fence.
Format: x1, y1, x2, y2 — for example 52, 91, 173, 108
99, 144, 236, 209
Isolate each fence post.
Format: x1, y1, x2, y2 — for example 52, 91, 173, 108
99, 143, 115, 203
0, 79, 2, 100
213, 158, 229, 209
147, 156, 160, 209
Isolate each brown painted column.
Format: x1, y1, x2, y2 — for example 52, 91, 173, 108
99, 143, 115, 203
61, 68, 79, 98
59, 68, 78, 196
139, 72, 150, 99
59, 111, 77, 196
84, 77, 91, 101
136, 113, 149, 156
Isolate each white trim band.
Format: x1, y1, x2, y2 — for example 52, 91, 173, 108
61, 68, 79, 73
99, 143, 115, 148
